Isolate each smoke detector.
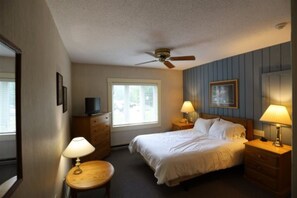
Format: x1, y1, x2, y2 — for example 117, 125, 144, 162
275, 22, 288, 30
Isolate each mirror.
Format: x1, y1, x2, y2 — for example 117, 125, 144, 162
0, 34, 22, 197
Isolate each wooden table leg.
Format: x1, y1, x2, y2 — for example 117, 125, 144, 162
70, 188, 77, 198
105, 182, 110, 198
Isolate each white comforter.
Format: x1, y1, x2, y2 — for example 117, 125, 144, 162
129, 129, 247, 185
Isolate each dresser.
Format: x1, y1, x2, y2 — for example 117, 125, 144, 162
72, 113, 111, 161
244, 139, 291, 197
171, 121, 194, 131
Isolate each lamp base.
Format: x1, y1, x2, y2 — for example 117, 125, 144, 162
73, 167, 82, 175
273, 125, 283, 147
273, 140, 283, 147
73, 157, 83, 175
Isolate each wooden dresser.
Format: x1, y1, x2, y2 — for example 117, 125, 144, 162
244, 139, 291, 197
171, 121, 194, 131
72, 113, 111, 161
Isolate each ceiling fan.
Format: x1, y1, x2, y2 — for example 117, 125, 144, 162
135, 48, 195, 69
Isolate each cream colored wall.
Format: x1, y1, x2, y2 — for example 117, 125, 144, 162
72, 64, 183, 145
0, 0, 71, 197
291, 0, 297, 196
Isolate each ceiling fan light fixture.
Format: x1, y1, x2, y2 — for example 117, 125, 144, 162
135, 48, 196, 69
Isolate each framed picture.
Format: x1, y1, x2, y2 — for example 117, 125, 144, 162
56, 72, 63, 105
209, 79, 238, 108
63, 86, 67, 113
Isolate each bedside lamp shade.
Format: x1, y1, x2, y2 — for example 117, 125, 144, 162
63, 137, 95, 174
260, 105, 292, 126
181, 101, 195, 123
260, 104, 291, 147
181, 101, 195, 113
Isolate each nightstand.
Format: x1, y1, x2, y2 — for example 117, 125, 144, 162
171, 121, 194, 131
66, 160, 114, 198
244, 139, 291, 197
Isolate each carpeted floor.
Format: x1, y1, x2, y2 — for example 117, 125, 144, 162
77, 146, 275, 198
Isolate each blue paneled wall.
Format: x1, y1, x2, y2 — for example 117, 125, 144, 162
183, 42, 292, 144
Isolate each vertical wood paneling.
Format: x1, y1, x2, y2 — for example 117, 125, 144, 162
245, 52, 254, 118
209, 63, 214, 115
217, 61, 224, 115
262, 48, 270, 73
204, 65, 209, 114
183, 42, 291, 143
239, 54, 246, 118
253, 50, 263, 130
281, 43, 291, 70
222, 59, 228, 116
232, 56, 240, 118
270, 45, 281, 72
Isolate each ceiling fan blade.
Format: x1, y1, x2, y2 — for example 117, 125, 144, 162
145, 52, 156, 58
135, 60, 157, 65
164, 61, 175, 69
170, 56, 196, 61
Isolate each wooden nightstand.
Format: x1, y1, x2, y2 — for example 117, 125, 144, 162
171, 121, 194, 131
66, 160, 114, 198
244, 139, 291, 197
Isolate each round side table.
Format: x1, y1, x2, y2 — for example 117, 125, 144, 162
66, 160, 114, 198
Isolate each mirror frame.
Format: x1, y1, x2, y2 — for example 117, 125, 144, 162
0, 34, 22, 197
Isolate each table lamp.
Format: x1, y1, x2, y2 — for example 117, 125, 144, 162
260, 104, 291, 147
63, 137, 95, 174
180, 101, 195, 123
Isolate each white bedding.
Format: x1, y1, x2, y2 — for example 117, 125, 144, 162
129, 129, 247, 186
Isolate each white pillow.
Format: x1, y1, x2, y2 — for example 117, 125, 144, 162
193, 118, 216, 134
219, 118, 234, 125
209, 120, 246, 140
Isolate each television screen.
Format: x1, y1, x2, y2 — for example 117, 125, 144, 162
85, 97, 100, 115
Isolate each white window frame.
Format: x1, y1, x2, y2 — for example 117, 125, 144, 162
108, 78, 161, 132
0, 72, 16, 137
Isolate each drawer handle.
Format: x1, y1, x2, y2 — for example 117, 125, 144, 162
105, 117, 108, 119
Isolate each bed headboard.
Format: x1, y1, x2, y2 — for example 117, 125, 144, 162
199, 113, 254, 141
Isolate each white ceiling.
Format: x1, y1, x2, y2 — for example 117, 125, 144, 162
46, 0, 291, 70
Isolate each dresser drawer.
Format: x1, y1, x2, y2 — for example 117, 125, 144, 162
90, 124, 110, 133
245, 157, 278, 178
91, 130, 109, 145
245, 167, 278, 189
245, 146, 278, 167
90, 113, 109, 125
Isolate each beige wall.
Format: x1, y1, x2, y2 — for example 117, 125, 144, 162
0, 0, 71, 197
291, 0, 296, 196
72, 64, 183, 145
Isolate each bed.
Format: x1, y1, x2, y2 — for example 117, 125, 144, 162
129, 113, 254, 186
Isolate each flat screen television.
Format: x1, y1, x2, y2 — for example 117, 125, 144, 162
85, 97, 100, 115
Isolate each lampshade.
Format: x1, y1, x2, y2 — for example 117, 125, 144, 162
63, 137, 95, 158
181, 101, 195, 113
260, 104, 291, 126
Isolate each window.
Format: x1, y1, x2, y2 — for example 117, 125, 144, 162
108, 78, 161, 131
0, 73, 16, 134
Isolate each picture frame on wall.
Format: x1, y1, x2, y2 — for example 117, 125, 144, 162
56, 72, 63, 106
209, 79, 238, 108
63, 86, 67, 113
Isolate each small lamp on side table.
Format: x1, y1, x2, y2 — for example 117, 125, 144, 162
180, 101, 195, 123
260, 104, 292, 147
63, 137, 95, 174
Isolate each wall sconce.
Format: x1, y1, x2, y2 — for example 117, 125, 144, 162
63, 137, 95, 174
260, 104, 292, 147
180, 101, 195, 123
